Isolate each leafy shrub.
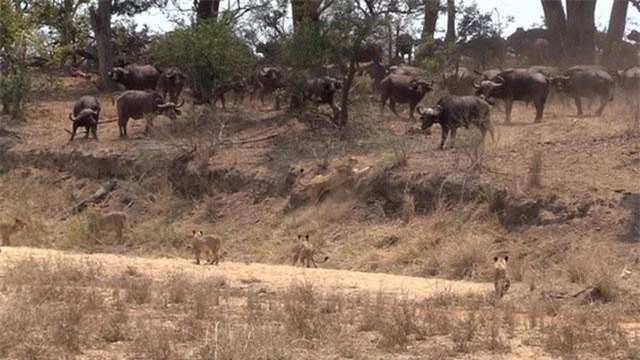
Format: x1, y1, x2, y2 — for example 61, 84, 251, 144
150, 18, 256, 104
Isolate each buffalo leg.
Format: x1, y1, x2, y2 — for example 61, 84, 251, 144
380, 95, 388, 115
91, 125, 98, 140
69, 124, 78, 141
573, 96, 583, 116
84, 126, 90, 138
449, 127, 458, 149
534, 99, 545, 123
595, 95, 607, 116
504, 100, 513, 123
389, 99, 399, 117
440, 126, 449, 150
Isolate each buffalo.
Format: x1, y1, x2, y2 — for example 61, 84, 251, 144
252, 65, 286, 109
396, 33, 415, 63
360, 61, 389, 92
213, 78, 247, 108
628, 30, 640, 43
457, 36, 506, 69
474, 69, 549, 123
418, 95, 494, 150
159, 67, 186, 103
553, 65, 614, 117
303, 76, 343, 117
619, 66, 640, 93
506, 27, 551, 65
69, 95, 100, 141
528, 65, 566, 106
108, 64, 160, 90
380, 74, 433, 118
114, 90, 184, 137
442, 66, 480, 96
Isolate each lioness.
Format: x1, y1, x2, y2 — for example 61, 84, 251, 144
297, 155, 371, 204
87, 205, 128, 242
292, 234, 328, 268
493, 255, 511, 298
190, 230, 222, 265
0, 217, 26, 250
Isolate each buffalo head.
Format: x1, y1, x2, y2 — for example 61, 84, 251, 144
108, 67, 128, 82
417, 105, 441, 134
549, 75, 570, 91
69, 109, 99, 123
473, 75, 505, 99
155, 98, 185, 120
410, 79, 433, 96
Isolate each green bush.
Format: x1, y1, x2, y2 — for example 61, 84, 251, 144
150, 18, 256, 103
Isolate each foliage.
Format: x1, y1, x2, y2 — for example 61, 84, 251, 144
112, 19, 155, 66
0, 2, 34, 119
416, 38, 456, 72
150, 18, 256, 103
456, 3, 513, 41
281, 21, 334, 69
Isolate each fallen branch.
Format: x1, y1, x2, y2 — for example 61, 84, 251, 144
71, 180, 118, 214
226, 132, 279, 145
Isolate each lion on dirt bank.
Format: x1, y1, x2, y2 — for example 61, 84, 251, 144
296, 155, 372, 204
291, 234, 328, 268
493, 255, 511, 298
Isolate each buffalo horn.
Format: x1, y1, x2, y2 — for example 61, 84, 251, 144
495, 76, 505, 84
472, 77, 482, 89
69, 113, 75, 121
175, 98, 185, 108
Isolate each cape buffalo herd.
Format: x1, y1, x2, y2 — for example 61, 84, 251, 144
64, 26, 639, 148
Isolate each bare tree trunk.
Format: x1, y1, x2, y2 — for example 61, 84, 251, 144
90, 1, 117, 90
444, 0, 456, 44
566, 0, 597, 64
291, 0, 322, 31
603, 0, 629, 67
337, 57, 357, 126
195, 0, 220, 21
541, 0, 567, 65
422, 0, 439, 41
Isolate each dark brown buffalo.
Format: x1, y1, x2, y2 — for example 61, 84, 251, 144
473, 69, 549, 123
417, 95, 494, 150
457, 36, 506, 69
506, 28, 551, 65
619, 66, 640, 93
108, 64, 160, 90
304, 76, 343, 117
360, 61, 389, 92
354, 42, 383, 64
380, 74, 433, 118
442, 66, 480, 95
553, 65, 614, 117
252, 65, 286, 109
114, 90, 184, 137
69, 95, 100, 141
396, 33, 415, 63
213, 78, 247, 108
158, 67, 186, 103
629, 30, 640, 43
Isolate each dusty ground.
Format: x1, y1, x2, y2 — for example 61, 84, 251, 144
0, 74, 639, 359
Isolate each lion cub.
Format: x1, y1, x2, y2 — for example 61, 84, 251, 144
86, 205, 128, 242
0, 217, 26, 250
297, 156, 371, 204
292, 234, 329, 268
190, 230, 222, 265
493, 255, 511, 298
